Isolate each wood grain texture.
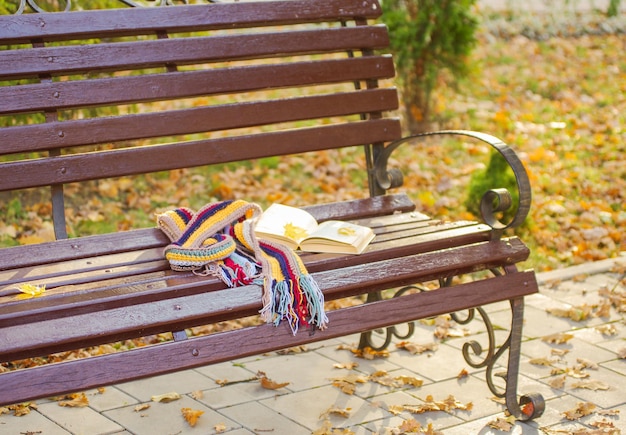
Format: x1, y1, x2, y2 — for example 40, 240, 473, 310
0, 271, 536, 406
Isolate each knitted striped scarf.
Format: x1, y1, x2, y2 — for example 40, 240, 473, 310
156, 200, 328, 334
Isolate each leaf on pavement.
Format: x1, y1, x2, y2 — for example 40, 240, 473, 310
563, 402, 596, 420
319, 406, 351, 419
487, 415, 516, 431
257, 371, 290, 390
58, 392, 89, 408
570, 379, 610, 391
396, 341, 438, 355
542, 332, 574, 344
181, 407, 204, 427
151, 392, 181, 403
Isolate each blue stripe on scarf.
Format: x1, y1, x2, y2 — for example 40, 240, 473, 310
177, 200, 233, 245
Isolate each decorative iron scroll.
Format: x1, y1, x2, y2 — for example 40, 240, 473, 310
372, 130, 532, 240
358, 268, 545, 420
10, 0, 222, 14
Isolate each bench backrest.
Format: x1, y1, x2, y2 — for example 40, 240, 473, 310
0, 0, 402, 239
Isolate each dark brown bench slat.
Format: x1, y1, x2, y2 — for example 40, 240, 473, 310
0, 239, 532, 362
0, 119, 402, 191
0, 0, 382, 44
2, 88, 398, 154
0, 270, 536, 406
0, 217, 487, 302
0, 217, 495, 323
0, 195, 413, 272
1, 26, 389, 79
0, 56, 395, 116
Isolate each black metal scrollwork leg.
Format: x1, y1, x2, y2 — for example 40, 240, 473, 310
452, 274, 545, 420
358, 284, 433, 351
358, 272, 545, 420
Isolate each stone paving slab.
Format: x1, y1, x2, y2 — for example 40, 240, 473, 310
0, 255, 624, 434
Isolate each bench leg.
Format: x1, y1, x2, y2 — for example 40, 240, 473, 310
451, 277, 545, 420
358, 275, 545, 421
357, 284, 428, 351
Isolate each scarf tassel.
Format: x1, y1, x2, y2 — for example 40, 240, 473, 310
157, 200, 328, 335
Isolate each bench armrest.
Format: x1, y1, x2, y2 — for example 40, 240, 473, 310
373, 130, 531, 239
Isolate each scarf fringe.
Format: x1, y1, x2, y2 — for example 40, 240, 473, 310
157, 200, 328, 334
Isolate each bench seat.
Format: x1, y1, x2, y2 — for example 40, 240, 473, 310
0, 194, 536, 406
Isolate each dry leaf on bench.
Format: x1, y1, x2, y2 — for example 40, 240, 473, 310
15, 283, 46, 300
181, 407, 204, 427
151, 392, 181, 403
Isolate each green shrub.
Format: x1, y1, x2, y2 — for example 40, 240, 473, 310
381, 0, 479, 132
465, 151, 519, 225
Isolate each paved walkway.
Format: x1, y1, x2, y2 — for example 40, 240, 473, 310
1, 255, 625, 434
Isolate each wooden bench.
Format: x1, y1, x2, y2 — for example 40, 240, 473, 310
0, 0, 544, 420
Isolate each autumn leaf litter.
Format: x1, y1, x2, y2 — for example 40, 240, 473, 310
0, 6, 625, 435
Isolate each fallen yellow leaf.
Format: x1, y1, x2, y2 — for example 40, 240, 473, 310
563, 402, 596, 420
487, 415, 516, 431
58, 393, 89, 408
283, 222, 308, 240
15, 283, 46, 300
396, 341, 438, 355
570, 379, 610, 391
151, 392, 181, 403
181, 407, 204, 427
319, 406, 351, 419
542, 332, 574, 344
530, 357, 556, 366
333, 362, 359, 370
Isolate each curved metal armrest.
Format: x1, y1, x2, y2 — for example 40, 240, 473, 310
374, 130, 531, 238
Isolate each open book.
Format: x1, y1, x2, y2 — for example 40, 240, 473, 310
254, 203, 375, 255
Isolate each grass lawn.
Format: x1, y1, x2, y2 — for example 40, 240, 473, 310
0, 11, 623, 272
